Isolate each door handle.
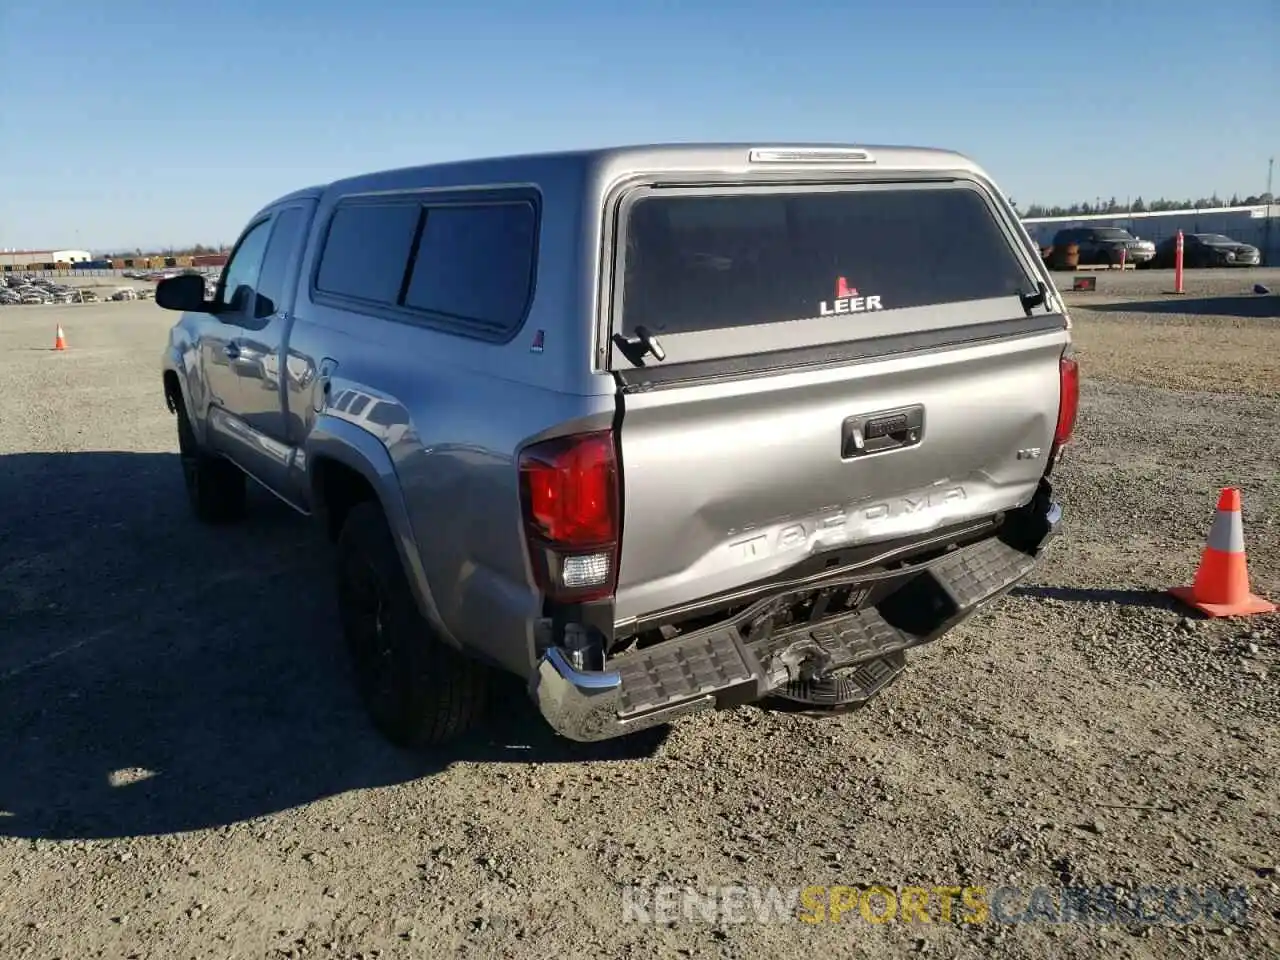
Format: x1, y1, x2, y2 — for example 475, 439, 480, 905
842, 405, 925, 459
223, 342, 241, 361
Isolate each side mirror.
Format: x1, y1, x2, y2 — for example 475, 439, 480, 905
155, 273, 214, 313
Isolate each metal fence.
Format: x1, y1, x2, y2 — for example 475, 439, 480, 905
3, 268, 218, 280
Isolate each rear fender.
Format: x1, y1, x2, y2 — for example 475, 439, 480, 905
305, 414, 458, 650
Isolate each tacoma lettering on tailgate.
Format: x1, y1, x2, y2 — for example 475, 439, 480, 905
728, 486, 969, 565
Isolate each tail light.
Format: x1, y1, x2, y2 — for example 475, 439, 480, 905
518, 430, 619, 603
1052, 352, 1080, 459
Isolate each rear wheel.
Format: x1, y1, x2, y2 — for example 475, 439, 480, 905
175, 399, 246, 524
336, 501, 489, 747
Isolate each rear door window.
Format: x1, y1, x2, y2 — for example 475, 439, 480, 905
315, 202, 422, 304
403, 201, 537, 335
620, 185, 1032, 341
311, 193, 538, 341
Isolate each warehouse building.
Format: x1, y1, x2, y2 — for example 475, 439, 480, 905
1022, 204, 1278, 265
0, 248, 94, 267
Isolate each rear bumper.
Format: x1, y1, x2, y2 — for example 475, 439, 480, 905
533, 498, 1064, 742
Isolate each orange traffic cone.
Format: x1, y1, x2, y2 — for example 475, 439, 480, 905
53, 325, 68, 351
1169, 488, 1275, 617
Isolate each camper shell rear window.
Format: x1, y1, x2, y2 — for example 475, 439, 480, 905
615, 181, 1036, 342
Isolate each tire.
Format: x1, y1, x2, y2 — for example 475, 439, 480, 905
175, 399, 246, 524
336, 500, 489, 747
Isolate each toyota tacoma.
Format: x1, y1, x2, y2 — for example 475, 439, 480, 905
157, 144, 1076, 746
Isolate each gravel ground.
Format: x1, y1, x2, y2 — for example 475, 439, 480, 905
1, 269, 1277, 960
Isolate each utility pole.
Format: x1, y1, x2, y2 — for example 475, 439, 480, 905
1265, 157, 1274, 266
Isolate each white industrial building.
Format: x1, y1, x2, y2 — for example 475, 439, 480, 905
0, 248, 94, 267
1022, 204, 1278, 264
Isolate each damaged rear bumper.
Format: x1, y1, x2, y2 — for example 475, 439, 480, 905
533, 499, 1063, 742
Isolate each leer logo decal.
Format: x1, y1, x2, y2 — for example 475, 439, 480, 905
818, 275, 883, 316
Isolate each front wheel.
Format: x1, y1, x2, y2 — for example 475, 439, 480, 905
175, 400, 246, 524
336, 501, 489, 747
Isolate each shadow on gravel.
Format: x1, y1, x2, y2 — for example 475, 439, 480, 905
1011, 585, 1179, 610
0, 451, 664, 842
1085, 295, 1280, 319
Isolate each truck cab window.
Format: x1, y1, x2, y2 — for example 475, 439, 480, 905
253, 207, 307, 320
219, 219, 272, 314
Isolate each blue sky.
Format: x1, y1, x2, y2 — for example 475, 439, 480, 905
2, 0, 1276, 251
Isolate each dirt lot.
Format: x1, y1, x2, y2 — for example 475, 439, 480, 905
1, 270, 1277, 960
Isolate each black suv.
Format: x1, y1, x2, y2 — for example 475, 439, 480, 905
1052, 227, 1155, 266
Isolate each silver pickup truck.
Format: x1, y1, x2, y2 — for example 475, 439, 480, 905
157, 144, 1076, 747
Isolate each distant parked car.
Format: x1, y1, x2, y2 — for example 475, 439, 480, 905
1150, 233, 1261, 268
1050, 227, 1155, 266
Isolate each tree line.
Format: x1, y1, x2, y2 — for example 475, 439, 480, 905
1015, 192, 1275, 219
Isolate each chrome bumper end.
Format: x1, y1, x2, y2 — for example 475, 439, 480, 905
532, 648, 627, 743
532, 646, 716, 743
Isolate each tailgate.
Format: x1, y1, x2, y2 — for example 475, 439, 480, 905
606, 176, 1068, 624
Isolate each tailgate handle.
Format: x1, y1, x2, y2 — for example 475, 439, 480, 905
842, 405, 924, 458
